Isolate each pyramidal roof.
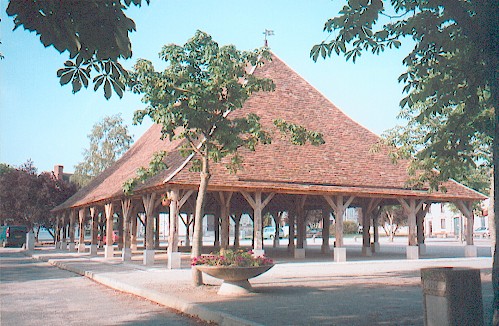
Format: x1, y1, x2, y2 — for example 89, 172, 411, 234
55, 54, 485, 211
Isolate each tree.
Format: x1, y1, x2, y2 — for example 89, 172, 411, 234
379, 205, 406, 242
6, 0, 149, 99
0, 160, 77, 240
128, 30, 323, 286
311, 1, 498, 323
71, 114, 133, 187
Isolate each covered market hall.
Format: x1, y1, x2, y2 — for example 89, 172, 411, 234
52, 54, 486, 268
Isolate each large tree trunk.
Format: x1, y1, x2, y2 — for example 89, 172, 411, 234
493, 101, 498, 326
191, 148, 211, 286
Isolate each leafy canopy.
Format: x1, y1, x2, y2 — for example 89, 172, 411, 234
72, 114, 133, 188
6, 0, 150, 99
0, 160, 77, 229
312, 1, 497, 192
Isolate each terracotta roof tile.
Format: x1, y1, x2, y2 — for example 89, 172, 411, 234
54, 54, 485, 211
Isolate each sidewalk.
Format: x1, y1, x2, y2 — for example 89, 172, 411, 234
27, 243, 494, 326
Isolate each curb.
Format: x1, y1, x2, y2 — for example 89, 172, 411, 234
30, 253, 261, 326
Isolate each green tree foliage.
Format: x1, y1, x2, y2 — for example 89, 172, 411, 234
312, 1, 498, 323
129, 31, 323, 285
0, 160, 77, 235
71, 114, 133, 187
6, 0, 149, 99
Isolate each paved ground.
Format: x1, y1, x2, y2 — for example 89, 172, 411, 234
0, 249, 208, 326
11, 238, 496, 325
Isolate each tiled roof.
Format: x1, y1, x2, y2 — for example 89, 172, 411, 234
54, 54, 485, 211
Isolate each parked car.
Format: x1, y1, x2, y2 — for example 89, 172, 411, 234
263, 226, 284, 239
473, 227, 490, 238
0, 225, 28, 248
306, 227, 322, 238
97, 231, 120, 244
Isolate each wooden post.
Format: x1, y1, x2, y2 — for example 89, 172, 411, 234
61, 212, 67, 250
131, 211, 138, 251
288, 209, 295, 252
241, 191, 275, 256
456, 200, 477, 257
323, 195, 355, 262
121, 199, 133, 261
104, 202, 114, 259
168, 189, 180, 254
89, 206, 99, 256
321, 208, 331, 253
399, 198, 425, 259
69, 209, 76, 251
218, 192, 233, 249
154, 212, 160, 249
142, 193, 158, 265
214, 213, 220, 247
78, 208, 86, 253
232, 211, 242, 248
361, 199, 381, 256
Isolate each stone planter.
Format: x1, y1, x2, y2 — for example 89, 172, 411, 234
195, 264, 274, 295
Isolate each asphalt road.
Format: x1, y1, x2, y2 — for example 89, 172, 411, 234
0, 248, 208, 326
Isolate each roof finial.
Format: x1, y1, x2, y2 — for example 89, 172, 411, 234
263, 29, 274, 47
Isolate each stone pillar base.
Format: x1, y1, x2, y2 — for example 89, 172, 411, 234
78, 243, 86, 253
252, 249, 265, 257
294, 248, 306, 259
143, 249, 155, 266
104, 245, 114, 259
61, 241, 67, 250
68, 242, 75, 252
167, 252, 181, 269
362, 246, 372, 257
89, 244, 98, 256
373, 242, 380, 252
464, 245, 477, 257
418, 243, 426, 255
122, 248, 132, 261
334, 247, 346, 262
406, 245, 419, 260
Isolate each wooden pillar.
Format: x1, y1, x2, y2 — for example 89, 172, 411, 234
288, 209, 295, 252
296, 196, 307, 250
78, 208, 86, 253
399, 198, 424, 259
232, 212, 242, 248
168, 189, 180, 254
69, 210, 76, 251
321, 208, 331, 253
214, 213, 220, 247
121, 199, 133, 261
361, 199, 381, 256
416, 204, 430, 255
60, 212, 67, 249
456, 200, 477, 257
131, 211, 138, 251
372, 206, 381, 252
361, 204, 371, 257
104, 202, 114, 259
142, 193, 158, 265
89, 206, 99, 256
242, 191, 275, 256
154, 212, 160, 249
218, 192, 233, 249
323, 195, 355, 262
180, 213, 194, 247
118, 212, 124, 251
272, 211, 281, 248
54, 214, 61, 248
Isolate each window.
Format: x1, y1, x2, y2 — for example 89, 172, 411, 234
441, 219, 446, 229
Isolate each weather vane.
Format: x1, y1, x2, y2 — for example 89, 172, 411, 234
263, 29, 274, 47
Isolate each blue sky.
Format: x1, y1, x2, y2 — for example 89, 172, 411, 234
0, 0, 413, 173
